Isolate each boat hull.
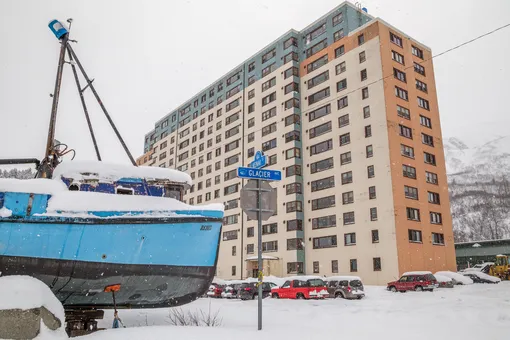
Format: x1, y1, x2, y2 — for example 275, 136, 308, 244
0, 216, 222, 309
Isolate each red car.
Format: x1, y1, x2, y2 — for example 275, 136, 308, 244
271, 277, 329, 299
206, 283, 224, 298
387, 271, 439, 292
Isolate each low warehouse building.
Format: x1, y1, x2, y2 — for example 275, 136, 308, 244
455, 239, 510, 270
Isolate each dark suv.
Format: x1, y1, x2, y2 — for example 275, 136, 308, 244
326, 277, 365, 299
238, 282, 277, 300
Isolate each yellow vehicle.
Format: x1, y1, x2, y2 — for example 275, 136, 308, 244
488, 255, 510, 280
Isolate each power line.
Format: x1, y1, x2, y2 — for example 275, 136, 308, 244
154, 22, 510, 166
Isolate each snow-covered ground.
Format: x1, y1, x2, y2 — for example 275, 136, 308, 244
77, 283, 510, 340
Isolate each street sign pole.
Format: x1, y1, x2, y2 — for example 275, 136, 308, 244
257, 178, 263, 331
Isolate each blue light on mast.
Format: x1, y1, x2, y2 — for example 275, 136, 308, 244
48, 19, 69, 40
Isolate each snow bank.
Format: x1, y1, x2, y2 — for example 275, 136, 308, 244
246, 275, 286, 286
0, 276, 64, 322
0, 206, 12, 217
324, 276, 362, 282
46, 191, 223, 214
53, 161, 192, 186
436, 271, 473, 285
0, 178, 67, 195
402, 271, 433, 276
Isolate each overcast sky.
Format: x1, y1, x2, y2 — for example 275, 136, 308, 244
1, 0, 509, 164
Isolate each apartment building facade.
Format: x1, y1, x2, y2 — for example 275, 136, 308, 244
139, 2, 456, 285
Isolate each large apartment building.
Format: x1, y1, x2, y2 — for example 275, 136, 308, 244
138, 2, 456, 285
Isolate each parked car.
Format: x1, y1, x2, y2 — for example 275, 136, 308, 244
238, 282, 277, 300
271, 277, 329, 299
462, 272, 501, 284
434, 274, 454, 288
206, 283, 224, 298
325, 276, 365, 299
460, 262, 494, 274
221, 283, 243, 299
435, 271, 473, 285
387, 271, 438, 292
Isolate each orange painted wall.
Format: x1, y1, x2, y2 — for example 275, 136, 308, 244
376, 21, 457, 275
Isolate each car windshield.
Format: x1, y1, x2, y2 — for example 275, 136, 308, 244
307, 279, 325, 287
425, 274, 436, 281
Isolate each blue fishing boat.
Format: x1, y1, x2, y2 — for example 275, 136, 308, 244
0, 19, 223, 335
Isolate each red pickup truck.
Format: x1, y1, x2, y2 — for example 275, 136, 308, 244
271, 277, 329, 299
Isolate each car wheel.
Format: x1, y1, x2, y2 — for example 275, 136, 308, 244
252, 294, 257, 300
357, 295, 363, 300
272, 293, 279, 299
415, 286, 423, 292
389, 286, 397, 293
296, 293, 305, 299
335, 292, 343, 299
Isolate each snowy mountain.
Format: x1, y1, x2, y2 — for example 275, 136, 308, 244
444, 136, 510, 242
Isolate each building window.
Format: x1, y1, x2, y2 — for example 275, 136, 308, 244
284, 82, 299, 94
397, 105, 410, 120
369, 186, 376, 199
284, 66, 299, 79
286, 165, 301, 177
414, 62, 426, 76
417, 97, 430, 110
309, 104, 331, 121
305, 23, 326, 42
224, 183, 239, 195
341, 171, 353, 185
248, 103, 255, 114
406, 207, 420, 221
432, 233, 445, 245
308, 70, 329, 90
285, 114, 300, 126
335, 45, 345, 58
336, 78, 347, 92
358, 34, 365, 45
287, 238, 304, 250
261, 48, 276, 63
284, 98, 300, 110
332, 12, 343, 26
286, 201, 303, 213
284, 37, 298, 49
365, 124, 372, 137
262, 138, 277, 151
416, 79, 428, 93
342, 191, 354, 204
313, 236, 337, 249
392, 50, 405, 64
262, 107, 277, 121
336, 61, 346, 74
309, 121, 332, 139
247, 227, 254, 238
412, 45, 424, 59
287, 262, 304, 274
246, 244, 254, 254
367, 165, 375, 178
428, 212, 443, 226
403, 164, 417, 179
307, 55, 329, 73
232, 246, 237, 256
223, 230, 238, 240
428, 191, 440, 204
390, 32, 403, 47
338, 114, 349, 128
424, 152, 436, 165
232, 266, 236, 276
405, 185, 419, 200
311, 176, 335, 192
340, 152, 351, 165
359, 51, 366, 63
262, 223, 278, 235
345, 233, 356, 246
262, 122, 277, 137
310, 139, 333, 156
408, 229, 422, 243
399, 124, 413, 139
311, 157, 334, 174
426, 171, 438, 185
420, 115, 432, 128
339, 133, 350, 146
350, 259, 357, 272
312, 215, 336, 229
338, 96, 348, 109
366, 145, 373, 158
401, 144, 415, 158
262, 77, 276, 92
422, 133, 434, 147
334, 29, 344, 41
285, 130, 300, 143
343, 211, 355, 225
394, 68, 407, 83
311, 196, 335, 210
332, 260, 339, 273
395, 86, 409, 101
372, 229, 379, 242
308, 87, 330, 105
286, 182, 302, 195
373, 257, 382, 271
285, 147, 301, 160
262, 241, 278, 253
360, 69, 367, 81
284, 51, 299, 64
262, 92, 276, 106
287, 219, 303, 231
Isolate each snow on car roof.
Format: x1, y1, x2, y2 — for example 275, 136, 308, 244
433, 274, 452, 282
465, 271, 501, 282
324, 276, 362, 282
0, 178, 67, 195
53, 160, 193, 186
402, 271, 433, 276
